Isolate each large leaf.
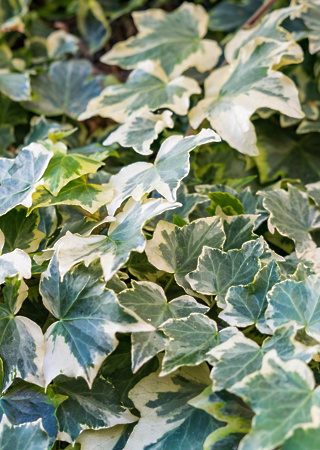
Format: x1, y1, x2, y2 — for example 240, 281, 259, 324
52, 375, 136, 442
101, 3, 221, 77
266, 274, 320, 341
189, 40, 303, 156
0, 143, 53, 216
0, 416, 49, 450
103, 108, 174, 155
24, 60, 108, 119
160, 313, 237, 375
282, 406, 320, 450
145, 217, 225, 290
220, 261, 280, 333
107, 129, 220, 215
123, 360, 223, 449
79, 61, 201, 122
0, 71, 30, 101
118, 281, 208, 371
53, 197, 179, 280
30, 177, 114, 215
187, 238, 264, 306
231, 351, 320, 450
0, 275, 44, 390
260, 184, 320, 256
40, 255, 151, 386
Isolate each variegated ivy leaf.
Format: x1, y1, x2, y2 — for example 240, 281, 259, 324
297, 0, 320, 54
0, 276, 45, 391
187, 238, 264, 306
101, 2, 221, 78
46, 29, 80, 59
123, 360, 223, 450
231, 351, 320, 450
209, 323, 318, 390
145, 216, 225, 291
118, 281, 208, 372
282, 405, 320, 450
79, 61, 201, 122
0, 416, 49, 450
52, 375, 136, 442
222, 215, 257, 251
160, 313, 237, 376
307, 181, 320, 207
220, 260, 280, 333
0, 248, 31, 283
103, 108, 174, 155
53, 197, 179, 281
107, 129, 220, 215
189, 39, 304, 156
266, 274, 320, 341
0, 71, 31, 101
40, 256, 152, 387
225, 6, 302, 62
76, 424, 134, 450
77, 0, 111, 53
24, 60, 110, 119
260, 184, 320, 256
0, 0, 28, 32
30, 177, 114, 215
0, 381, 66, 446
0, 143, 53, 216
189, 387, 252, 450
0, 207, 45, 254
41, 142, 103, 195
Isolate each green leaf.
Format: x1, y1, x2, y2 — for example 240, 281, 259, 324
0, 275, 44, 390
145, 216, 225, 291
260, 184, 320, 256
0, 0, 28, 32
189, 387, 252, 450
187, 238, 264, 306
107, 129, 220, 215
266, 274, 320, 341
231, 351, 320, 450
24, 60, 108, 119
220, 261, 280, 333
103, 108, 174, 155
40, 255, 150, 386
0, 207, 45, 254
0, 143, 53, 216
189, 40, 303, 156
124, 360, 223, 449
160, 313, 236, 375
0, 71, 30, 101
222, 215, 256, 251
52, 375, 136, 442
80, 61, 201, 122
77, 0, 111, 53
30, 177, 114, 215
118, 281, 208, 371
207, 191, 245, 216
0, 382, 65, 446
101, 3, 221, 77
0, 416, 49, 450
209, 0, 263, 31
298, 1, 320, 54
52, 197, 181, 281
41, 144, 103, 195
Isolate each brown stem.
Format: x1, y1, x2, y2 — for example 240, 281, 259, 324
242, 0, 278, 28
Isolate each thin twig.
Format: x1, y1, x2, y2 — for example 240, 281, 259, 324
242, 0, 278, 28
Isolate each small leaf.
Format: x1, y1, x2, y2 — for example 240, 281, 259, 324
187, 238, 263, 306
103, 108, 174, 155
206, 191, 245, 216
0, 71, 30, 101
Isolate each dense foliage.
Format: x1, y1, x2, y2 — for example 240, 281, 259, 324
0, 0, 320, 448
